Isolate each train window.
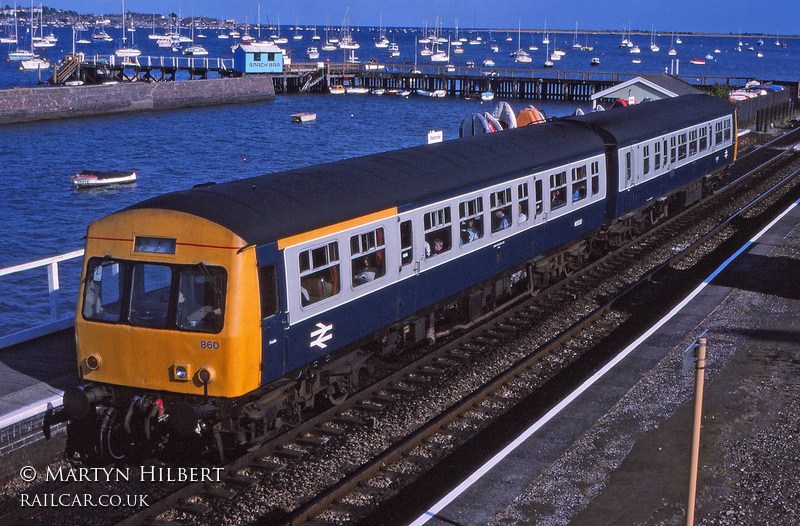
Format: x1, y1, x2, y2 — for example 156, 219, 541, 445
424, 207, 452, 257
176, 265, 226, 332
258, 265, 278, 319
723, 119, 732, 142
534, 180, 544, 215
400, 221, 413, 266
459, 197, 484, 245
654, 141, 661, 170
699, 127, 708, 151
299, 242, 340, 307
678, 133, 687, 160
715, 122, 723, 144
689, 129, 698, 156
643, 145, 650, 175
663, 139, 668, 166
129, 263, 172, 328
590, 162, 600, 196
350, 228, 386, 287
670, 136, 677, 164
571, 165, 587, 202
490, 188, 512, 232
517, 183, 529, 224
550, 171, 567, 210
83, 258, 127, 322
625, 153, 632, 183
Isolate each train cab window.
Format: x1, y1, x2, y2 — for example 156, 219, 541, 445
517, 183, 529, 224
678, 133, 687, 160
643, 145, 650, 175
490, 188, 512, 233
689, 129, 698, 156
715, 122, 723, 145
534, 180, 544, 215
258, 265, 278, 319
590, 161, 600, 196
458, 197, 484, 245
299, 242, 340, 307
654, 141, 661, 170
670, 136, 677, 164
699, 127, 708, 151
550, 171, 567, 210
400, 220, 413, 265
350, 228, 386, 287
176, 265, 226, 332
571, 165, 587, 202
129, 263, 172, 328
83, 258, 127, 322
723, 119, 732, 142
424, 207, 452, 257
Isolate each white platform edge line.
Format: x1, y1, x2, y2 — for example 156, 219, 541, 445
0, 392, 64, 430
409, 198, 800, 526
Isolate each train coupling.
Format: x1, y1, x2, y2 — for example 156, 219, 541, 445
62, 385, 111, 420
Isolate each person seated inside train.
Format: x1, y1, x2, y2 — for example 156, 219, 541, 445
352, 255, 381, 286
492, 208, 511, 233
460, 217, 482, 245
551, 188, 566, 209
518, 202, 529, 224
425, 230, 451, 258
572, 181, 587, 202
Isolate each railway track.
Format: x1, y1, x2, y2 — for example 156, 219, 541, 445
5, 127, 800, 526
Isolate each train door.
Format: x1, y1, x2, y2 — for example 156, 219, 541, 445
257, 254, 288, 383
397, 216, 419, 316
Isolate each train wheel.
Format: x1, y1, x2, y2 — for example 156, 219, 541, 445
324, 380, 349, 407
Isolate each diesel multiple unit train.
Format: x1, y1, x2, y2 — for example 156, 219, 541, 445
63, 94, 736, 460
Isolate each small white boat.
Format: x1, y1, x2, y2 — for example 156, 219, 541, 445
346, 86, 369, 94
590, 57, 600, 66
372, 89, 385, 95
291, 112, 316, 123
690, 58, 705, 65
417, 89, 446, 97
480, 92, 494, 101
20, 57, 50, 70
71, 170, 137, 188
329, 84, 346, 94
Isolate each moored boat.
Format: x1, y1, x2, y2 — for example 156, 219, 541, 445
71, 170, 137, 188
291, 112, 316, 123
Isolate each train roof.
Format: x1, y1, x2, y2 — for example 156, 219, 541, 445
124, 120, 605, 246
565, 94, 734, 147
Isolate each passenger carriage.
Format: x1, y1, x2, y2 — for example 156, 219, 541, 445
65, 94, 736, 458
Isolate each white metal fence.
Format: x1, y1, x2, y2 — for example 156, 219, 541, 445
0, 250, 84, 349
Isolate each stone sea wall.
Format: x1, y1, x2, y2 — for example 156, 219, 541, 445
0, 75, 276, 125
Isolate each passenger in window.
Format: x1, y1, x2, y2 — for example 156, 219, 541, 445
572, 182, 587, 202
551, 188, 566, 209
518, 203, 528, 223
430, 238, 445, 255
494, 209, 510, 231
353, 256, 378, 286
460, 218, 481, 245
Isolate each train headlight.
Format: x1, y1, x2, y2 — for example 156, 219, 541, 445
197, 367, 216, 385
85, 354, 102, 371
172, 363, 191, 382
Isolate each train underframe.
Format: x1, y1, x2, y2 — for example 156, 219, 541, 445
58, 171, 724, 463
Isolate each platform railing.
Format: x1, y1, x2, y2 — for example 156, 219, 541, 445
82, 54, 235, 71
0, 249, 84, 350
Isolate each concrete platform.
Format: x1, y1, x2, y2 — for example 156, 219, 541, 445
403, 200, 800, 526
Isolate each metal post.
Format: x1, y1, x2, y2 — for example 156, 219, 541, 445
686, 337, 706, 526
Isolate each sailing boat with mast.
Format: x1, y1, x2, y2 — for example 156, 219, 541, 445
0, 2, 18, 44
511, 20, 531, 62
183, 10, 208, 55
115, 0, 141, 58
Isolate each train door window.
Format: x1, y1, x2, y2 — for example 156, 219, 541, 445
654, 141, 661, 170
670, 136, 677, 164
534, 180, 544, 215
625, 152, 632, 184
689, 129, 698, 156
517, 183, 529, 224
298, 242, 340, 307
490, 188, 512, 233
550, 171, 567, 210
458, 197, 484, 246
176, 265, 226, 333
715, 122, 723, 144
350, 228, 386, 287
400, 220, 413, 266
699, 126, 708, 151
642, 145, 650, 176
258, 265, 278, 319
424, 206, 452, 257
678, 133, 687, 160
590, 161, 600, 196
83, 258, 128, 322
723, 119, 732, 142
571, 165, 587, 202
663, 139, 668, 166
129, 263, 172, 328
